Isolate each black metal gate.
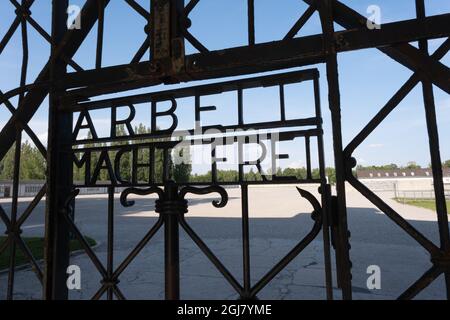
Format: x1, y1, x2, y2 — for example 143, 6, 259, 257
0, 0, 449, 300
66, 69, 334, 300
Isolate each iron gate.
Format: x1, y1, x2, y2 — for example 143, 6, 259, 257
67, 69, 334, 300
0, 0, 449, 300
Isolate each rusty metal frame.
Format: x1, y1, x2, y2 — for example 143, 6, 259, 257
0, 0, 449, 300
65, 68, 333, 300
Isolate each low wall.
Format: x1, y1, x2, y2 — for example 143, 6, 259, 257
359, 177, 450, 199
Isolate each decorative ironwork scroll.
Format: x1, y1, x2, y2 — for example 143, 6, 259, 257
61, 69, 334, 300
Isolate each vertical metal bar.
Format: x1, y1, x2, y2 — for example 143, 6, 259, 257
7, 131, 22, 300
96, 0, 105, 69
150, 146, 156, 183
416, 0, 450, 299
151, 0, 185, 65
247, 0, 255, 45
241, 184, 251, 297
132, 148, 138, 184
314, 76, 334, 300
7, 0, 29, 299
238, 88, 244, 126
163, 148, 170, 182
195, 95, 201, 123
238, 133, 244, 182
279, 84, 286, 122
44, 0, 71, 300
6, 235, 17, 300
110, 107, 117, 137
318, 0, 352, 300
164, 182, 180, 300
151, 101, 157, 131
212, 145, 218, 183
107, 186, 115, 300
305, 136, 312, 180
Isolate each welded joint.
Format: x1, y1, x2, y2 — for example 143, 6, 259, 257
100, 278, 120, 287
14, 6, 31, 18
431, 253, 450, 271
5, 226, 23, 238
155, 198, 188, 216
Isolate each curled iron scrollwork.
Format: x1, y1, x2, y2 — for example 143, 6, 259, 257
61, 189, 80, 216
296, 187, 322, 223
179, 185, 229, 208
120, 186, 164, 207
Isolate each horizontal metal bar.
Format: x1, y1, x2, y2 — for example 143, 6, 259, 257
74, 179, 323, 188
59, 13, 450, 97
192, 12, 449, 79
73, 126, 321, 148
334, 13, 450, 52
63, 69, 319, 109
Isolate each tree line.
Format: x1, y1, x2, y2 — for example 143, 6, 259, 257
1, 124, 449, 184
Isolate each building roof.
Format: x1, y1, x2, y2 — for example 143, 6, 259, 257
357, 168, 450, 179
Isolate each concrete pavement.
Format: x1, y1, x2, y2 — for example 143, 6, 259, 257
0, 184, 447, 300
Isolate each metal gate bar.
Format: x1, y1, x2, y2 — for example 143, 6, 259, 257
63, 69, 333, 300
0, 0, 449, 300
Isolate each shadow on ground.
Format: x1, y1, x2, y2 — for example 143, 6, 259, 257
0, 196, 447, 300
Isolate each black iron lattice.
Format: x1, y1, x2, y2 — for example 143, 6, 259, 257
0, 0, 449, 300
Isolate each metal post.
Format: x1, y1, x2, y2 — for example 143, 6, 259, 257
314, 76, 334, 300
44, 0, 71, 300
318, 0, 353, 300
151, 0, 185, 75
107, 186, 115, 300
416, 0, 450, 299
241, 184, 252, 298
163, 181, 181, 300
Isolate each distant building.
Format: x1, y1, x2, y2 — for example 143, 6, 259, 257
0, 180, 45, 198
357, 168, 450, 180
357, 168, 450, 199
0, 180, 128, 198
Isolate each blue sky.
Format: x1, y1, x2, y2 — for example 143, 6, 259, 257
0, 0, 449, 173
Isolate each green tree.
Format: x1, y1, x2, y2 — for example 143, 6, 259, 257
134, 123, 165, 183
217, 170, 238, 182
0, 145, 15, 180
406, 161, 421, 169
0, 142, 46, 181
20, 141, 46, 180
172, 146, 192, 183
325, 167, 336, 185
113, 125, 132, 182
